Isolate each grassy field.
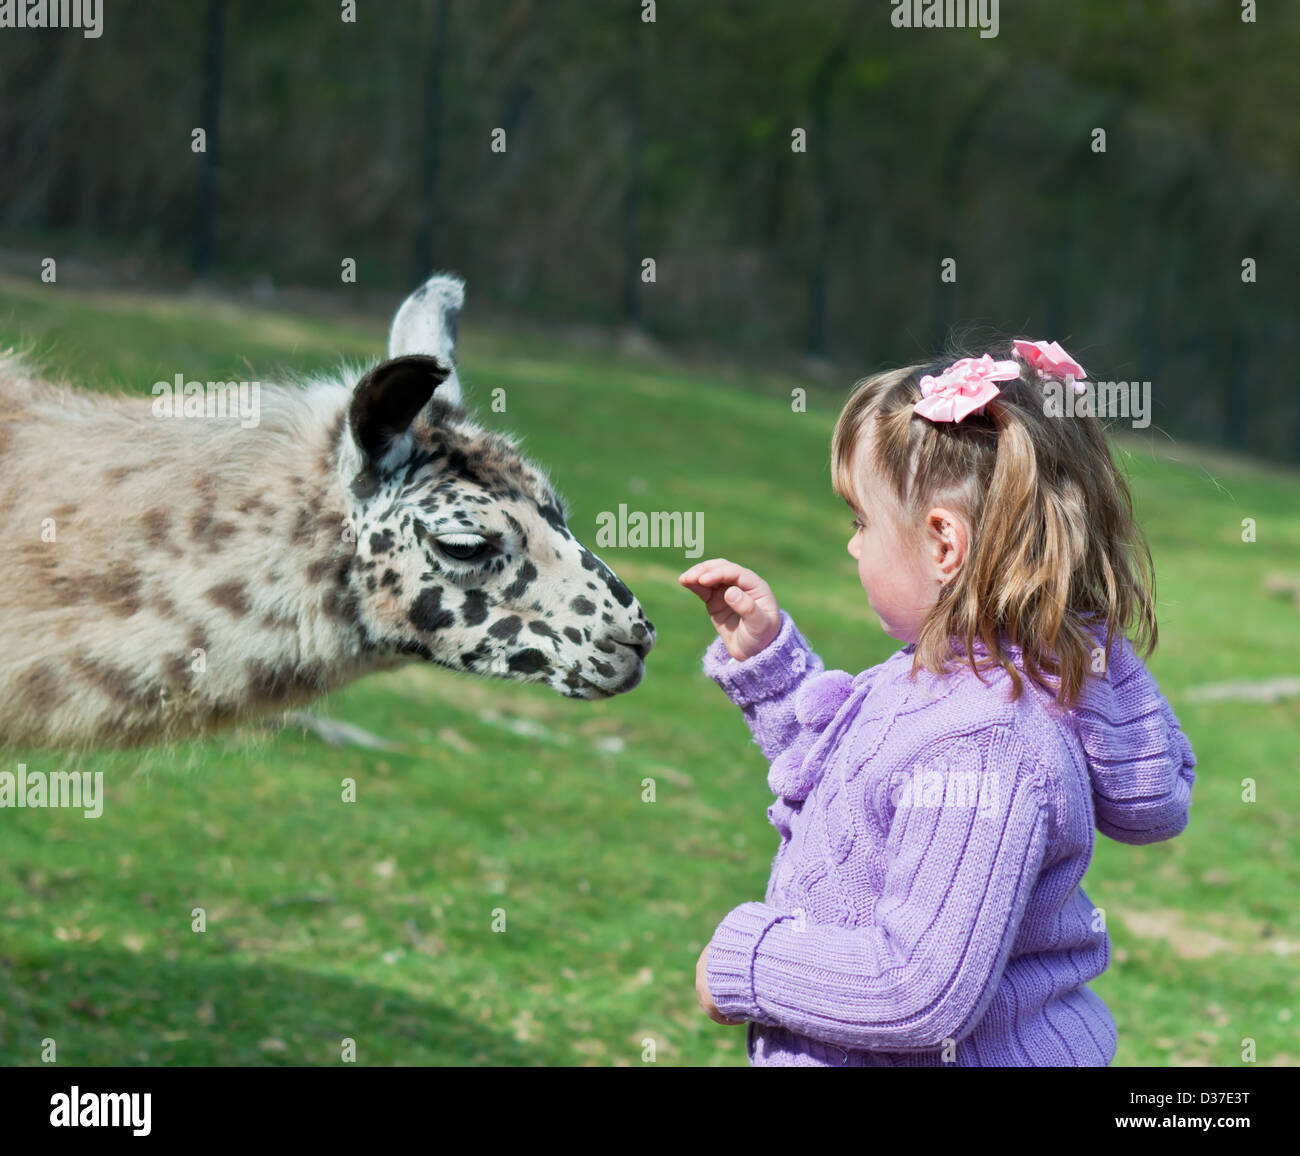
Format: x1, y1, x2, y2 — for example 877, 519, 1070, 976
0, 274, 1296, 1066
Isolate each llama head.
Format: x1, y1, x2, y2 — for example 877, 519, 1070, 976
336, 275, 654, 699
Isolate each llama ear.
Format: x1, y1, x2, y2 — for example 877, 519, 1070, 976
349, 355, 452, 470
388, 271, 464, 406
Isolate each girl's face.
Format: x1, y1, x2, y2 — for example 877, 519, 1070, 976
844, 447, 967, 644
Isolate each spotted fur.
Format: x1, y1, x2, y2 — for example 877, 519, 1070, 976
0, 274, 655, 751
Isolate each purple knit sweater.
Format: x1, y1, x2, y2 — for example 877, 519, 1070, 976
702, 610, 1196, 1066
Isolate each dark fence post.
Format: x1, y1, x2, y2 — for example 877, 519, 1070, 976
192, 0, 226, 277
413, 0, 451, 285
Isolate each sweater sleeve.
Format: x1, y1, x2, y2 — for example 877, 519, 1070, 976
701, 609, 828, 764
705, 725, 1051, 1053
1074, 632, 1197, 846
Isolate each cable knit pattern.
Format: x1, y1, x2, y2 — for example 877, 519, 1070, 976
702, 610, 1196, 1066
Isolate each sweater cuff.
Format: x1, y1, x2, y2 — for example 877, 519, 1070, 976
702, 610, 819, 708
705, 901, 791, 1023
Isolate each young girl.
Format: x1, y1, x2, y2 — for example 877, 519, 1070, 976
679, 339, 1197, 1067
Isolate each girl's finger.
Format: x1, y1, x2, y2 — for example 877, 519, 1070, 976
695, 562, 741, 588
692, 571, 727, 589
724, 585, 755, 616
680, 580, 716, 604
711, 562, 763, 596
679, 558, 730, 584
679, 572, 724, 596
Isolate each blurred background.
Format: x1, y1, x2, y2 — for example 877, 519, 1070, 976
1, 0, 1297, 458
0, 2, 1296, 1068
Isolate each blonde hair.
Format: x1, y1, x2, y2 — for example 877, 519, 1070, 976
830, 345, 1157, 709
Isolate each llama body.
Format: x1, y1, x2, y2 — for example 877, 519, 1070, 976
0, 275, 654, 750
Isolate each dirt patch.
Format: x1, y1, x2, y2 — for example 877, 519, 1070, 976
1117, 906, 1298, 959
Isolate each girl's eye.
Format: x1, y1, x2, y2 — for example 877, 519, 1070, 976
850, 518, 864, 532
436, 534, 493, 563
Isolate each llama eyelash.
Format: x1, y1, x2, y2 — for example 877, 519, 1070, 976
433, 532, 498, 564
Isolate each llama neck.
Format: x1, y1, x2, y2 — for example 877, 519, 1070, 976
0, 371, 385, 750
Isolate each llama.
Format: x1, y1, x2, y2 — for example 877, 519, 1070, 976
0, 273, 655, 751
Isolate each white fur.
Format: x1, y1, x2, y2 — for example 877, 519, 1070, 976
387, 272, 464, 406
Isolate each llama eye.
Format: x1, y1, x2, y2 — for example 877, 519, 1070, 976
436, 534, 492, 562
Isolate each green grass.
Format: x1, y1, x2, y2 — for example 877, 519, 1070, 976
0, 274, 1296, 1066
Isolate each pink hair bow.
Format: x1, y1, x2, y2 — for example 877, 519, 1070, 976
1013, 338, 1088, 395
914, 354, 1020, 424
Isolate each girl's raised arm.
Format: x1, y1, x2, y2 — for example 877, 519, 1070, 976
681, 559, 830, 764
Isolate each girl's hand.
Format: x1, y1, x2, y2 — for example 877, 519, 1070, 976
679, 558, 781, 662
696, 944, 746, 1026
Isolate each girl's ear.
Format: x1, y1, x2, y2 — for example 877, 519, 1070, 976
926, 507, 969, 582
348, 354, 451, 469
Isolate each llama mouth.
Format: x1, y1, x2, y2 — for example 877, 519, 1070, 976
564, 674, 616, 699
560, 663, 643, 699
